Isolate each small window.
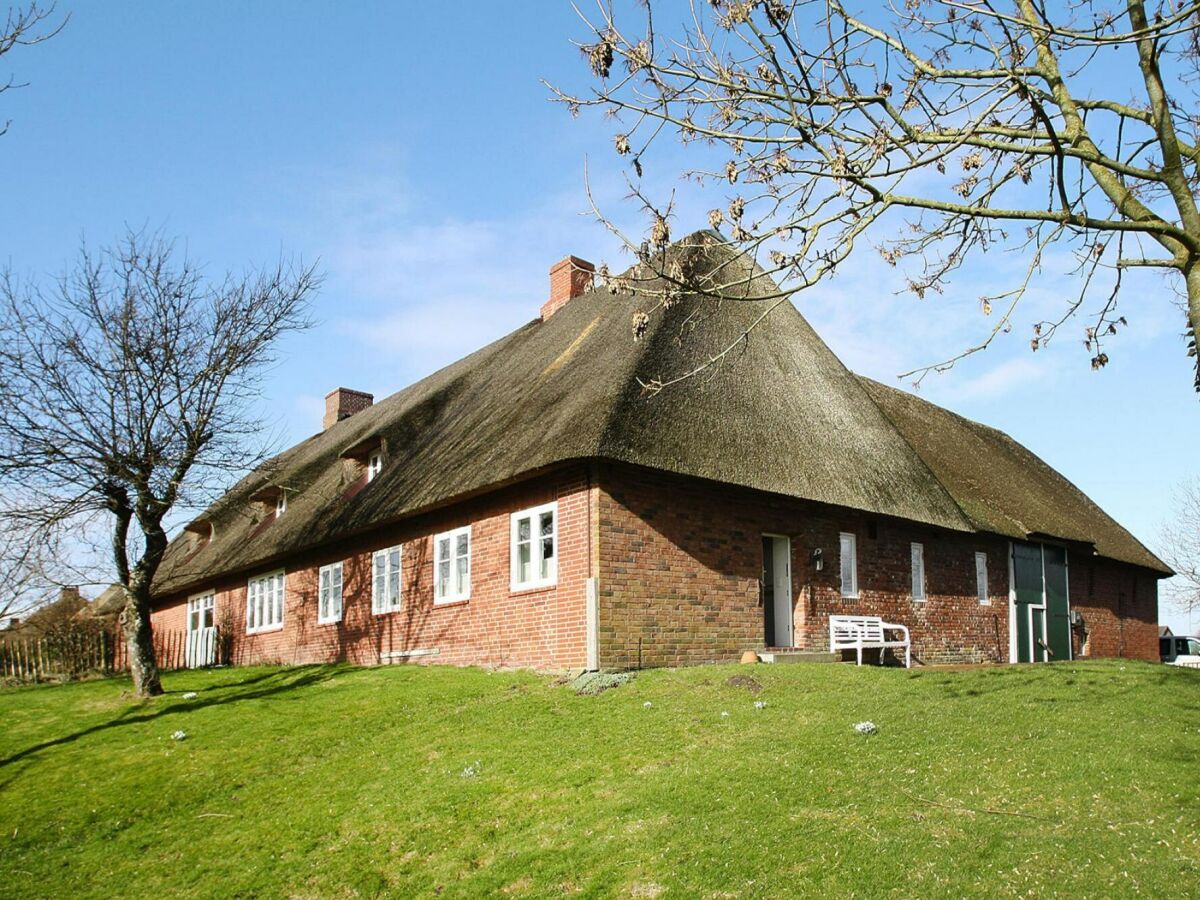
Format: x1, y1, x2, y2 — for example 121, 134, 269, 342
275, 493, 287, 517
434, 526, 471, 603
367, 453, 382, 482
511, 501, 557, 591
187, 592, 215, 631
318, 562, 343, 624
975, 552, 989, 605
839, 532, 857, 598
372, 545, 402, 614
911, 542, 926, 601
246, 570, 285, 634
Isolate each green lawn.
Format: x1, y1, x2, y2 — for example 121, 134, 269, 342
0, 660, 1197, 898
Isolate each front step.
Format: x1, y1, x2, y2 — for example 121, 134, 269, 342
759, 650, 839, 664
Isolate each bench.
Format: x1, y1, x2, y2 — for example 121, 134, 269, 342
829, 615, 911, 668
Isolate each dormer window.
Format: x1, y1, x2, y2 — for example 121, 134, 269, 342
183, 519, 214, 549
275, 493, 287, 517
340, 436, 385, 487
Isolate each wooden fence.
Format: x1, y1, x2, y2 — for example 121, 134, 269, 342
1, 628, 190, 683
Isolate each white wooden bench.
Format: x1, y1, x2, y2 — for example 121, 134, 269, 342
829, 615, 911, 668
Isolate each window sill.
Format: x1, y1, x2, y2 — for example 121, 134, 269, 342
510, 581, 558, 596
246, 624, 284, 636
434, 596, 470, 608
372, 607, 402, 617
840, 593, 859, 600
317, 617, 343, 627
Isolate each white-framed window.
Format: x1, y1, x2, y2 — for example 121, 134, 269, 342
275, 493, 286, 517
434, 526, 471, 604
372, 545, 402, 614
511, 501, 557, 591
367, 452, 382, 482
318, 562, 344, 624
246, 569, 285, 634
839, 532, 858, 598
911, 542, 927, 601
187, 592, 214, 632
975, 551, 989, 605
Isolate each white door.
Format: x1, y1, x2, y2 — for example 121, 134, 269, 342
186, 593, 216, 668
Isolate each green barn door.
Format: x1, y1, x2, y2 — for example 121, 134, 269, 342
1012, 543, 1044, 664
1043, 545, 1071, 661
1011, 542, 1071, 663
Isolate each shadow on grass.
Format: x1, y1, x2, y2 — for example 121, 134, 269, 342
0, 665, 340, 772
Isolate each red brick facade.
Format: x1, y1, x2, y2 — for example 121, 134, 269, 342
154, 466, 596, 669
152, 461, 1159, 670
596, 463, 1158, 666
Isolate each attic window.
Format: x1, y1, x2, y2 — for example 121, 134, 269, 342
367, 452, 383, 482
275, 494, 287, 517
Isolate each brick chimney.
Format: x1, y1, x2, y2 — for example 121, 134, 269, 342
323, 387, 374, 431
541, 256, 595, 320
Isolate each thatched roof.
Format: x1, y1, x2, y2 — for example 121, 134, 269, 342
153, 232, 1167, 596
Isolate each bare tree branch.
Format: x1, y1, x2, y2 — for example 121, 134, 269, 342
550, 0, 1200, 392
1160, 477, 1200, 616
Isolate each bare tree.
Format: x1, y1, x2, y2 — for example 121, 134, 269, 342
552, 0, 1200, 393
0, 510, 60, 627
0, 233, 318, 695
1161, 478, 1200, 616
1, 2, 64, 138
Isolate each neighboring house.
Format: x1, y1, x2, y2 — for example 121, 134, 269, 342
1160, 625, 1174, 638
150, 232, 1167, 669
2, 587, 88, 640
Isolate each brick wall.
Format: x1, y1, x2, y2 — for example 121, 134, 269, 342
1067, 554, 1159, 661
596, 462, 1158, 668
153, 459, 1160, 672
152, 465, 594, 670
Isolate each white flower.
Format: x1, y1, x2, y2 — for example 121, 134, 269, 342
720, 711, 730, 718
854, 721, 877, 735
643, 701, 653, 708
182, 692, 198, 700
171, 730, 188, 741
754, 700, 767, 710
460, 761, 481, 779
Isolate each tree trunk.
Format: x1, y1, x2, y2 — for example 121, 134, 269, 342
121, 584, 163, 697
1188, 262, 1200, 392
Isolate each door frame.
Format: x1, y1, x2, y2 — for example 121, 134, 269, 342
762, 533, 793, 648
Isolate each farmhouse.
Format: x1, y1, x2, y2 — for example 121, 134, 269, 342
150, 232, 1167, 669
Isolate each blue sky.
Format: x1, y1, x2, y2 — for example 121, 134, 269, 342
2, 2, 1197, 633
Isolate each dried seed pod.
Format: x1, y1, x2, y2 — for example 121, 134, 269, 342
650, 215, 670, 248
632, 311, 650, 340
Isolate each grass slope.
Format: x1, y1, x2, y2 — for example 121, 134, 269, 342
0, 660, 1197, 898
